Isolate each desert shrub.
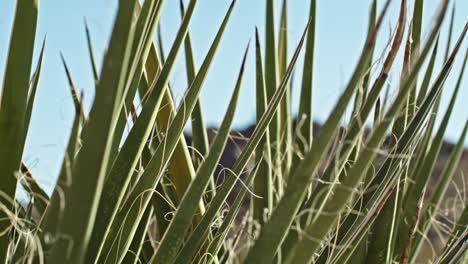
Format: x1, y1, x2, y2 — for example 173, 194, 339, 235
0, 0, 467, 263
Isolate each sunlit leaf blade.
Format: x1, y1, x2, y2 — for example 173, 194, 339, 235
177, 20, 310, 264
282, 0, 318, 255
153, 45, 247, 263
244, 1, 392, 262
84, 18, 99, 82
277, 0, 288, 78
45, 0, 137, 261
407, 0, 424, 117
294, 0, 316, 164
180, 0, 209, 170
278, 0, 292, 182
179, 0, 214, 201
60, 53, 87, 124
22, 37, 46, 153
108, 0, 163, 163
0, 0, 38, 260
252, 28, 273, 227
264, 0, 281, 196
96, 2, 236, 262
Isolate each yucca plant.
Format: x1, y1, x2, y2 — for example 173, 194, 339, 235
0, 0, 467, 263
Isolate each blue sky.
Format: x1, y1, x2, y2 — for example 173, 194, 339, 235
1, 0, 467, 190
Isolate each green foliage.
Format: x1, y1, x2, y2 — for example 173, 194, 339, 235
0, 0, 466, 263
